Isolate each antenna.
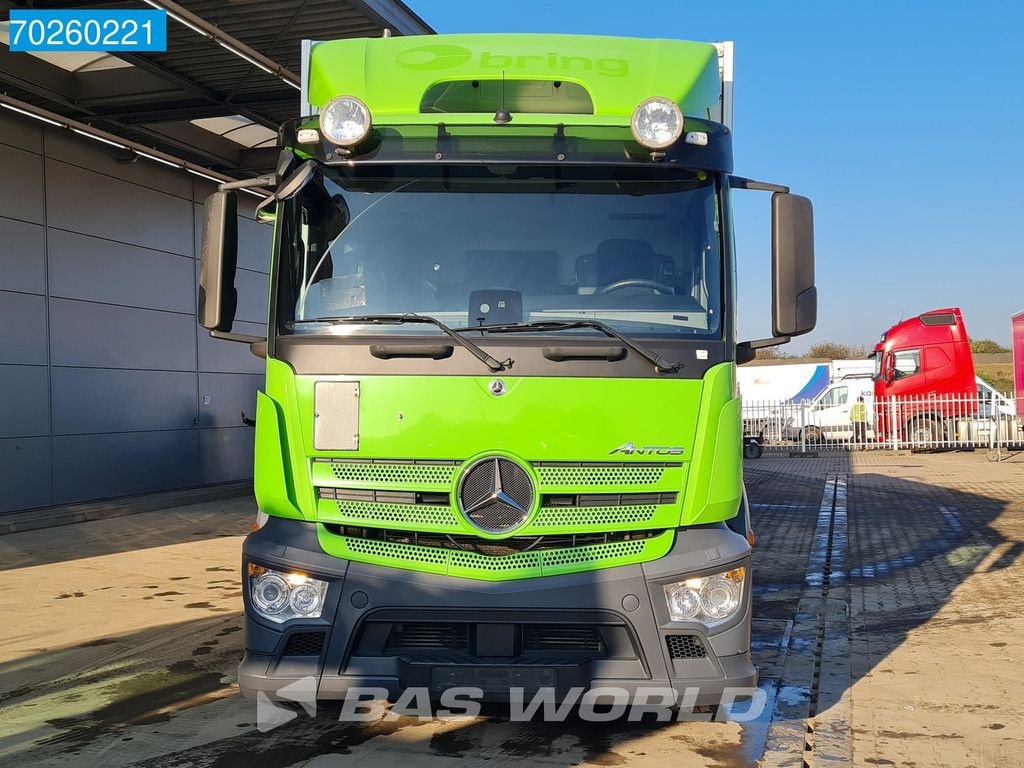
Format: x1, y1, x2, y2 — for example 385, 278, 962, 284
493, 71, 511, 124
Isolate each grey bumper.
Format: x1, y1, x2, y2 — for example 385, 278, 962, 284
239, 517, 756, 706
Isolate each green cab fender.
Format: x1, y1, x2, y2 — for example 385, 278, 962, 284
254, 391, 305, 520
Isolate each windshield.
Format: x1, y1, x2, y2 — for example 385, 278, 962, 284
276, 165, 722, 338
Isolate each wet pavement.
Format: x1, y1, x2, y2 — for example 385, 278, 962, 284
1, 451, 1022, 767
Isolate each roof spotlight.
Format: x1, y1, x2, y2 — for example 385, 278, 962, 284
631, 97, 684, 150
319, 96, 371, 147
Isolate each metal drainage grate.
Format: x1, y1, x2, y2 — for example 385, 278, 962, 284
665, 634, 707, 659
282, 632, 326, 656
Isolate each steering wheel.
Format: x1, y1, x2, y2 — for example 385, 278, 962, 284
598, 278, 675, 295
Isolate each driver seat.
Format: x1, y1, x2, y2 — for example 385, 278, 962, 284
574, 239, 675, 290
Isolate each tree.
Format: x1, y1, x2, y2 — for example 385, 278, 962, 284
805, 341, 868, 360
969, 338, 1010, 354
755, 347, 794, 360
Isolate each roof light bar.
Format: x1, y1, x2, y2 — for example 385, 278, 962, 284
1, 101, 65, 128
72, 128, 128, 150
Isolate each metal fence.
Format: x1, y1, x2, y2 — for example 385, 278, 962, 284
742, 392, 1022, 455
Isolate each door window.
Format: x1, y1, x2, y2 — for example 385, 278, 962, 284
893, 350, 921, 378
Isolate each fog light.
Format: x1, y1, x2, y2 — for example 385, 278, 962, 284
631, 97, 684, 150
319, 96, 371, 146
248, 564, 328, 623
663, 567, 745, 627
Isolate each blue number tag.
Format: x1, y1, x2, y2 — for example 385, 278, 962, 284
8, 10, 168, 53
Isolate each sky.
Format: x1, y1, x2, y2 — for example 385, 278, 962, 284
413, 0, 1024, 351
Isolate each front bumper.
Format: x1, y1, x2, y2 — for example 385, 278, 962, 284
239, 517, 756, 706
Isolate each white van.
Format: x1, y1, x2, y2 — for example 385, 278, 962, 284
788, 377, 875, 443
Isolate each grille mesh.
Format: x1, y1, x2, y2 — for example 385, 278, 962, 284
332, 500, 460, 528
534, 505, 658, 527
535, 464, 668, 486
341, 534, 660, 575
282, 632, 325, 656
665, 634, 707, 659
326, 460, 457, 485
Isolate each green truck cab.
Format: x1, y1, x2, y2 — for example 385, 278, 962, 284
199, 33, 815, 709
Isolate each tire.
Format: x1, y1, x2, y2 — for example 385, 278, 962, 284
907, 417, 943, 447
744, 442, 763, 460
802, 426, 823, 444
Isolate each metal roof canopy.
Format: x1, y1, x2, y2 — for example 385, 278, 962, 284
0, 0, 433, 176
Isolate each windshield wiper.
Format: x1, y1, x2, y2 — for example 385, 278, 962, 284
292, 313, 510, 372
461, 320, 684, 374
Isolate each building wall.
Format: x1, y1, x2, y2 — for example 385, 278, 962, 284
0, 111, 270, 514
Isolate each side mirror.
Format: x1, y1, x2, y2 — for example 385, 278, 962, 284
198, 191, 238, 332
771, 192, 816, 338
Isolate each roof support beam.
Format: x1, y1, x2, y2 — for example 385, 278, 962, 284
140, 0, 300, 87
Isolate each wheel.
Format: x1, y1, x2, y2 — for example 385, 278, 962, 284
744, 442, 763, 460
802, 426, 822, 444
907, 417, 943, 447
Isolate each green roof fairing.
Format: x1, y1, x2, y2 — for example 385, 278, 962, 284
307, 34, 721, 127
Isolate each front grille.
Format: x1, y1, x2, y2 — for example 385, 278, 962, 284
327, 528, 672, 577
523, 624, 603, 653
533, 462, 679, 487
318, 458, 458, 486
666, 634, 707, 659
282, 632, 325, 656
328, 525, 660, 555
385, 623, 469, 652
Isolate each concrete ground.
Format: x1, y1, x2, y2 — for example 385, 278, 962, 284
1, 451, 1022, 767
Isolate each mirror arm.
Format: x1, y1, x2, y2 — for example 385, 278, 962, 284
729, 176, 790, 194
210, 330, 265, 344
736, 336, 791, 365
219, 174, 276, 192
739, 336, 792, 350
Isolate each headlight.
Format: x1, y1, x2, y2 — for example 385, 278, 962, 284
663, 567, 745, 626
319, 96, 371, 146
630, 97, 684, 150
248, 564, 328, 623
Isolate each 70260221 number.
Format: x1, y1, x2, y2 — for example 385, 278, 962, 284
7, 10, 167, 53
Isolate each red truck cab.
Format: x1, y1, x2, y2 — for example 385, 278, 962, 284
871, 308, 978, 444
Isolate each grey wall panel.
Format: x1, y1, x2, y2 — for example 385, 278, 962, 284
0, 144, 44, 224
198, 372, 262, 428
0, 366, 49, 438
49, 298, 196, 371
52, 430, 199, 505
0, 291, 48, 365
45, 160, 193, 256
199, 427, 254, 484
0, 437, 51, 512
51, 367, 197, 435
197, 320, 266, 374
0, 218, 46, 295
49, 229, 195, 314
0, 111, 43, 154
44, 129, 192, 200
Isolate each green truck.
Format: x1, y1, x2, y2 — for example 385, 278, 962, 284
199, 33, 815, 710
